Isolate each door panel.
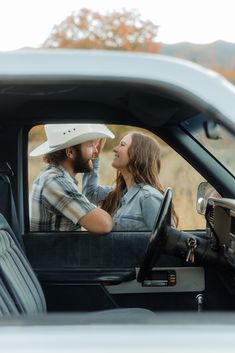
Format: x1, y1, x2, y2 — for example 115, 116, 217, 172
24, 231, 150, 311
23, 231, 207, 312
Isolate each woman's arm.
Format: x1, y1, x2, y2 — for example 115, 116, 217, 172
82, 158, 112, 205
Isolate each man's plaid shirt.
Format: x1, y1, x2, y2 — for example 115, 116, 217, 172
30, 165, 96, 232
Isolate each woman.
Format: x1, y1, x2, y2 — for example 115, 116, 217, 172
83, 132, 175, 231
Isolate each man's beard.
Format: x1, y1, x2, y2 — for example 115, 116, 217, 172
72, 145, 93, 173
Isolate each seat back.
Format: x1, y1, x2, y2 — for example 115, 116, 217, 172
0, 214, 46, 315
0, 278, 20, 316
0, 162, 24, 250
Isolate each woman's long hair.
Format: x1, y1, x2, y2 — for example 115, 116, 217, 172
101, 132, 178, 227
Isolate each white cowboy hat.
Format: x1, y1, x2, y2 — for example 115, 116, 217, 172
30, 124, 115, 157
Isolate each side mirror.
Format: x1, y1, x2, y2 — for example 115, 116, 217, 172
196, 182, 220, 215
203, 120, 221, 140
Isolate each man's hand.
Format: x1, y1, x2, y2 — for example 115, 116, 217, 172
92, 138, 106, 159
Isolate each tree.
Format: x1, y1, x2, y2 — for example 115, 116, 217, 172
43, 8, 160, 53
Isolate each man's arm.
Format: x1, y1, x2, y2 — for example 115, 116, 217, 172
79, 208, 113, 234
43, 174, 113, 234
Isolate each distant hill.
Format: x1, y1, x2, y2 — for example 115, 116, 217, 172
159, 40, 235, 71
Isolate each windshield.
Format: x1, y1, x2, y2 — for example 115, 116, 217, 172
181, 114, 235, 177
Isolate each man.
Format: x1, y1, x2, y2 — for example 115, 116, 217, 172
29, 123, 114, 234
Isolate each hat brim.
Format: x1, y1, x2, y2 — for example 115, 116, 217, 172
30, 130, 115, 157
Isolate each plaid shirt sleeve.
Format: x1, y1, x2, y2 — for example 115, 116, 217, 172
42, 173, 96, 225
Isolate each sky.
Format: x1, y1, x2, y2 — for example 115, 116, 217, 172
0, 0, 234, 51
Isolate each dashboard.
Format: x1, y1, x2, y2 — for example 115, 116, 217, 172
206, 197, 235, 269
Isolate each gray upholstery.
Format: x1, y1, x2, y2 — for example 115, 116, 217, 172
0, 278, 20, 316
0, 214, 46, 315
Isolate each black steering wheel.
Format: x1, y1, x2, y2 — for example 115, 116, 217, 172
137, 188, 173, 282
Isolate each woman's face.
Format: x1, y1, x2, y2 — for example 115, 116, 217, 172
112, 133, 132, 170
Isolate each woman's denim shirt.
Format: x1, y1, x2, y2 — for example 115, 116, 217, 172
82, 159, 163, 231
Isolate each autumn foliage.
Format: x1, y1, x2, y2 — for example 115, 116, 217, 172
215, 68, 235, 84
43, 8, 160, 53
